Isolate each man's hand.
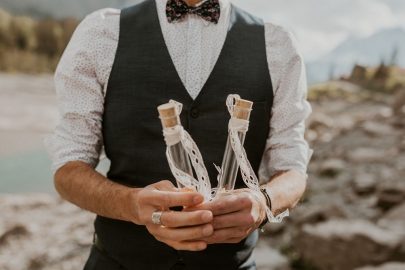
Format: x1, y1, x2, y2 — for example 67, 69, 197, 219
54, 162, 214, 252
129, 180, 214, 251
188, 188, 267, 244
55, 161, 305, 250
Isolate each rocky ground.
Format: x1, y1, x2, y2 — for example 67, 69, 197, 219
261, 81, 405, 270
0, 76, 404, 269
0, 195, 94, 270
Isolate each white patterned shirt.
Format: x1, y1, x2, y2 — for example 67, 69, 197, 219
44, 0, 313, 181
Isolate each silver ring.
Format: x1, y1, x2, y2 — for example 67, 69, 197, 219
151, 211, 163, 225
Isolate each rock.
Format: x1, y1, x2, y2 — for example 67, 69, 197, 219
362, 121, 395, 137
308, 113, 334, 130
0, 193, 55, 210
352, 171, 377, 195
380, 202, 405, 221
392, 87, 405, 115
295, 219, 405, 270
377, 185, 405, 210
378, 166, 398, 183
318, 159, 346, 177
0, 224, 29, 246
396, 155, 405, 171
291, 203, 347, 225
378, 202, 405, 232
347, 148, 387, 163
254, 241, 290, 270
355, 262, 405, 270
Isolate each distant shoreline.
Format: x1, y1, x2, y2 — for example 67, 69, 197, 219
0, 73, 56, 193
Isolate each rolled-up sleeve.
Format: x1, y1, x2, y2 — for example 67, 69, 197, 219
258, 23, 313, 181
44, 9, 119, 172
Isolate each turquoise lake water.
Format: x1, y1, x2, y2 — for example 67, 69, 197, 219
0, 149, 55, 193
0, 148, 110, 194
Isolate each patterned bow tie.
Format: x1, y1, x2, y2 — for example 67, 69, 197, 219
166, 0, 221, 24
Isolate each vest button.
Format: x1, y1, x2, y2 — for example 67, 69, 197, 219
190, 108, 199, 119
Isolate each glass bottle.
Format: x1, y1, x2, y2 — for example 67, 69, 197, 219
217, 98, 253, 193
158, 102, 193, 189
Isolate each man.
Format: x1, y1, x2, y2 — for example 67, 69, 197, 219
45, 0, 312, 269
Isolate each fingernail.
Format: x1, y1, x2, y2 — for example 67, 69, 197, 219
194, 196, 203, 204
197, 243, 207, 250
202, 211, 212, 222
203, 225, 213, 236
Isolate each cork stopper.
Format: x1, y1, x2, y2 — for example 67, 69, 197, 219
233, 98, 253, 120
158, 103, 179, 128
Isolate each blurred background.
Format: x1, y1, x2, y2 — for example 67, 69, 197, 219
0, 0, 404, 269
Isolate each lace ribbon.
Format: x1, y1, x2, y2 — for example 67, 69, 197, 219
226, 94, 289, 223
163, 100, 212, 201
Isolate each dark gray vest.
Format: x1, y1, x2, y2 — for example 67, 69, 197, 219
97, 0, 273, 269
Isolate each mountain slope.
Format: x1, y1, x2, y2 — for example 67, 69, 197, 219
307, 27, 405, 84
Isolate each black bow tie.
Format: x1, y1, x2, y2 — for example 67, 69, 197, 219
166, 0, 221, 24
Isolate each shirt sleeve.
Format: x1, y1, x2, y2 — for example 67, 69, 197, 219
43, 8, 120, 172
258, 23, 313, 182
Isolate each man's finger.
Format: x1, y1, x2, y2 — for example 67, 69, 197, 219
200, 227, 250, 244
153, 223, 213, 241
154, 180, 177, 191
189, 194, 251, 215
211, 211, 254, 229
211, 237, 242, 244
161, 210, 213, 228
149, 190, 204, 208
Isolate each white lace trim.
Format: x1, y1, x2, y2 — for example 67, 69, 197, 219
163, 100, 212, 201
225, 94, 289, 223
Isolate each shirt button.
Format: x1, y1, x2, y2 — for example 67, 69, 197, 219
190, 108, 199, 119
